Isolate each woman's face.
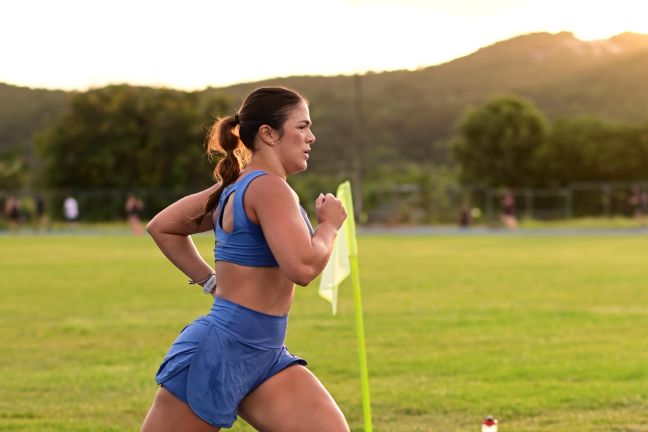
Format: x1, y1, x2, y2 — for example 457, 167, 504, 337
276, 100, 315, 174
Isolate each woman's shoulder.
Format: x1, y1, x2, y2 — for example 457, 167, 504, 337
247, 172, 289, 194
246, 173, 299, 209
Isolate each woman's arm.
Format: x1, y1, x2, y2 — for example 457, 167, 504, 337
146, 184, 220, 284
248, 176, 346, 286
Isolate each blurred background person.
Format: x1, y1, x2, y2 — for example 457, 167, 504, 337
63, 195, 79, 229
125, 193, 144, 236
33, 193, 48, 232
4, 194, 21, 234
458, 200, 471, 229
629, 185, 647, 227
500, 189, 517, 230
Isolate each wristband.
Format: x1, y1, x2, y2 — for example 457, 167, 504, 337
188, 272, 216, 294
201, 273, 217, 294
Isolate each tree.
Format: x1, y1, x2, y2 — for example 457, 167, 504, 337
37, 85, 232, 190
0, 151, 26, 190
452, 95, 548, 187
534, 116, 648, 185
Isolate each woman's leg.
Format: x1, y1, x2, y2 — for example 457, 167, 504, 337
141, 387, 220, 432
238, 365, 349, 432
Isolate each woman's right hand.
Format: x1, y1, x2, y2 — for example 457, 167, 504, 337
315, 193, 347, 230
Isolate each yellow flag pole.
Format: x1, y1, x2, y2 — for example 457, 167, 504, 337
351, 254, 372, 431
338, 181, 373, 432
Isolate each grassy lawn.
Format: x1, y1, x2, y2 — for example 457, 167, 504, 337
1, 234, 648, 431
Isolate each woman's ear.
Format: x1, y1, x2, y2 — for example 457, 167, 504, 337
258, 125, 278, 147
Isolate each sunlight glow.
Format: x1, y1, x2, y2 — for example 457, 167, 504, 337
1, 0, 647, 90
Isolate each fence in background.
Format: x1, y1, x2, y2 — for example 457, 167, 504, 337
361, 181, 648, 224
0, 189, 188, 225
2, 181, 648, 226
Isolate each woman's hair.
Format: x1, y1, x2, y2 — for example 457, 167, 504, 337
192, 86, 307, 224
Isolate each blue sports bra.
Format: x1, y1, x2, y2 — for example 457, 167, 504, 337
214, 170, 314, 267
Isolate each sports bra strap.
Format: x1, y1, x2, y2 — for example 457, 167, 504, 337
232, 171, 267, 230
216, 170, 267, 233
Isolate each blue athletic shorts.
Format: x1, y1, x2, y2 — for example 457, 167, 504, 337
155, 297, 307, 428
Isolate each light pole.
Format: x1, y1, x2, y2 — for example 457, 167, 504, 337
352, 73, 365, 221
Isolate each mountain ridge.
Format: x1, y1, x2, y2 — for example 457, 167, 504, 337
2, 31, 648, 175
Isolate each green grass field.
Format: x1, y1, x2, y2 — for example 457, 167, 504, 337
2, 234, 648, 431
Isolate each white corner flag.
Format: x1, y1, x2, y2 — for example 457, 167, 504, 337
318, 182, 352, 315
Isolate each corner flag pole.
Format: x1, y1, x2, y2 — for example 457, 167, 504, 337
338, 181, 373, 432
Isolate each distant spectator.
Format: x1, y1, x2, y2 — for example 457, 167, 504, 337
458, 202, 471, 228
125, 193, 144, 236
33, 194, 48, 232
63, 195, 79, 228
4, 194, 21, 234
629, 185, 647, 227
500, 189, 517, 230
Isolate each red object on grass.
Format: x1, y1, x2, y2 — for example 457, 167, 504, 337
482, 417, 497, 426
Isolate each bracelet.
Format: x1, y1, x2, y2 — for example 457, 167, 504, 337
188, 272, 215, 286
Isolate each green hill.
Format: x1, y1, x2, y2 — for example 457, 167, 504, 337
210, 32, 648, 171
2, 31, 648, 181
0, 83, 70, 154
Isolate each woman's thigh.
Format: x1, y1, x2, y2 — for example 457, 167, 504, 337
141, 387, 220, 432
237, 365, 349, 432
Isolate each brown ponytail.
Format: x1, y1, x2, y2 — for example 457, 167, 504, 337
192, 86, 306, 225
191, 114, 250, 224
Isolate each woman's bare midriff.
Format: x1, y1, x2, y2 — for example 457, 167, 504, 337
212, 261, 296, 316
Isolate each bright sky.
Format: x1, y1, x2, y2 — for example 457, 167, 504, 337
2, 0, 647, 91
